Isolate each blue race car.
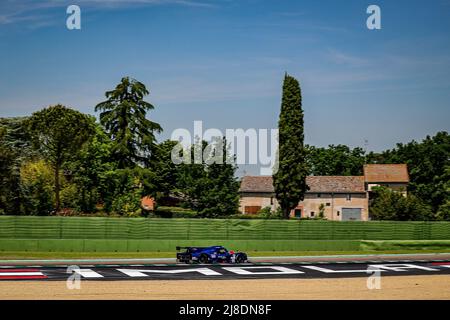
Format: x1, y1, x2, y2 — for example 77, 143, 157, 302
176, 246, 248, 264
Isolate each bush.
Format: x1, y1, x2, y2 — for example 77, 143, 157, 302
60, 183, 80, 212
152, 206, 197, 218
227, 214, 262, 219
370, 186, 434, 221
20, 160, 54, 215
111, 189, 142, 217
227, 209, 283, 220
257, 206, 272, 216
318, 203, 325, 218
436, 201, 450, 221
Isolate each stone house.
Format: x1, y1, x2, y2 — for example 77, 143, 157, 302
364, 164, 409, 196
239, 164, 409, 221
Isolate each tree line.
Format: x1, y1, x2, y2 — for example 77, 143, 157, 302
1, 75, 449, 220
0, 77, 239, 218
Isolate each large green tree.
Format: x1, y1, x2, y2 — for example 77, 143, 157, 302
273, 74, 309, 219
19, 159, 54, 216
0, 117, 34, 214
306, 144, 365, 176
0, 127, 17, 214
176, 138, 240, 217
366, 131, 450, 213
149, 140, 180, 198
0, 117, 34, 159
436, 166, 450, 220
25, 105, 95, 212
64, 123, 116, 213
369, 186, 434, 221
95, 77, 162, 168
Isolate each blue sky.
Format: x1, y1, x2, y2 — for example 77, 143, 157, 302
1, 0, 450, 159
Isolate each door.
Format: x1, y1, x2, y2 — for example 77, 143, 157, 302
294, 209, 302, 218
244, 206, 261, 214
341, 208, 362, 221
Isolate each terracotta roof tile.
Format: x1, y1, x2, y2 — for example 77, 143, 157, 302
306, 176, 365, 193
363, 164, 409, 183
240, 176, 274, 193
240, 176, 365, 193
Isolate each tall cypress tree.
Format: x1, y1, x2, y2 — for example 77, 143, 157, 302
273, 73, 309, 219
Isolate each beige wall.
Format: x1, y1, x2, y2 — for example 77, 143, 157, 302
239, 192, 277, 213
291, 193, 368, 221
239, 192, 369, 221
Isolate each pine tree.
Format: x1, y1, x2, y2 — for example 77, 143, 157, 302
95, 77, 162, 169
273, 74, 309, 219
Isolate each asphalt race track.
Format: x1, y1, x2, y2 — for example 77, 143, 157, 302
2, 252, 449, 266
1, 260, 450, 281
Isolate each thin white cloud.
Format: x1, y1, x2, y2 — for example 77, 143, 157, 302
0, 0, 216, 26
325, 49, 369, 67
151, 74, 278, 104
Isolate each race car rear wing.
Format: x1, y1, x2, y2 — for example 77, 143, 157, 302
176, 246, 205, 251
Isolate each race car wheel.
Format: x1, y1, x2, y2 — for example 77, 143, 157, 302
199, 254, 209, 264
236, 254, 246, 263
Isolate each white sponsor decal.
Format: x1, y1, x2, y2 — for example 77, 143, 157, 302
117, 268, 221, 277
223, 266, 304, 275
72, 268, 104, 278
367, 264, 439, 272
16, 263, 445, 281
301, 266, 385, 273
0, 272, 44, 276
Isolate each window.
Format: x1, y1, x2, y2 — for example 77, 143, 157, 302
346, 194, 352, 201
337, 211, 340, 216
310, 211, 315, 217
326, 202, 331, 206
317, 194, 321, 198
270, 197, 273, 205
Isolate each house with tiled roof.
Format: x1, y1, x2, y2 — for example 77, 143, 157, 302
239, 164, 409, 221
364, 164, 409, 196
